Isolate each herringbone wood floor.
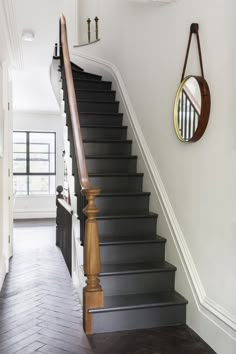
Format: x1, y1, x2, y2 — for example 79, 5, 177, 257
0, 219, 216, 354
0, 219, 93, 354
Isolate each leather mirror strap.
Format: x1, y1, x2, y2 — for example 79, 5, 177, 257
181, 23, 205, 82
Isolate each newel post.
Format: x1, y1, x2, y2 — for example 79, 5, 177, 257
82, 188, 104, 334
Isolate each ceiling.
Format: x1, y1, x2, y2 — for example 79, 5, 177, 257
2, 0, 66, 113
13, 0, 63, 68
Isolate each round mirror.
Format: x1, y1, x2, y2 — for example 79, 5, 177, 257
174, 76, 211, 142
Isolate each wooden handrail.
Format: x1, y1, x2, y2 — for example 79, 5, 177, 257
60, 14, 90, 190
59, 14, 104, 334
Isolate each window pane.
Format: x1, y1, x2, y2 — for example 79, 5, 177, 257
29, 154, 55, 173
13, 143, 26, 153
29, 175, 55, 195
13, 153, 27, 173
30, 144, 49, 153
29, 133, 55, 153
29, 133, 56, 174
13, 132, 27, 146
30, 152, 49, 161
13, 176, 27, 195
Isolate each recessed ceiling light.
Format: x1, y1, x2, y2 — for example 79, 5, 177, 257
22, 31, 35, 42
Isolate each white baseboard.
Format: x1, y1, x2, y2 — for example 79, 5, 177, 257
13, 209, 56, 219
71, 51, 236, 354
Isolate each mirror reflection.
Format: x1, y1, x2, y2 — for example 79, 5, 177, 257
175, 77, 202, 141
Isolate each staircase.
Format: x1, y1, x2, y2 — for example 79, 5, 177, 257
61, 61, 187, 333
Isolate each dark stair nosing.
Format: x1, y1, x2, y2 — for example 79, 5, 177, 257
74, 78, 112, 84
89, 292, 188, 313
81, 125, 128, 129
83, 139, 132, 144
79, 100, 119, 104
98, 192, 150, 197
100, 261, 176, 276
80, 112, 123, 117
99, 235, 166, 246
78, 100, 120, 110
88, 172, 143, 177
96, 212, 157, 220
76, 89, 116, 94
86, 155, 137, 159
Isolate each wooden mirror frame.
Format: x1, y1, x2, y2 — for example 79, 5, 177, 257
174, 75, 211, 143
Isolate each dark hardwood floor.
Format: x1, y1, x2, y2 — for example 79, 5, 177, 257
0, 219, 92, 354
89, 325, 216, 354
0, 219, 216, 354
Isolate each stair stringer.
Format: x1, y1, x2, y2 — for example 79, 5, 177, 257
70, 51, 236, 353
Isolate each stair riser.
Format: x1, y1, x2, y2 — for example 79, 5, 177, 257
84, 142, 132, 156
91, 305, 186, 333
80, 115, 123, 127
75, 81, 112, 91
78, 101, 119, 114
66, 89, 115, 103
96, 195, 150, 214
89, 175, 143, 193
100, 271, 175, 296
97, 217, 157, 237
81, 127, 127, 140
76, 91, 116, 101
86, 158, 137, 174
100, 243, 165, 264
72, 72, 101, 81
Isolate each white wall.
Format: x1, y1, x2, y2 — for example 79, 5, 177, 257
65, 0, 236, 353
12, 68, 59, 113
13, 112, 64, 219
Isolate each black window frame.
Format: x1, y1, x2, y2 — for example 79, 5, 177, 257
13, 131, 56, 195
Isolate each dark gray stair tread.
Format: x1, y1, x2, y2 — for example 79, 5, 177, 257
86, 155, 137, 159
100, 261, 176, 275
83, 139, 132, 143
89, 172, 143, 177
98, 192, 150, 197
75, 89, 116, 93
99, 235, 166, 245
97, 212, 157, 219
79, 100, 119, 104
81, 125, 127, 129
89, 292, 187, 313
80, 112, 123, 117
76, 89, 115, 94
74, 79, 111, 84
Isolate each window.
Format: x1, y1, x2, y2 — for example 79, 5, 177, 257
13, 131, 56, 195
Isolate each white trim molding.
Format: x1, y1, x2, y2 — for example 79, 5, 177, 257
0, 257, 7, 290
71, 51, 236, 348
13, 209, 56, 219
